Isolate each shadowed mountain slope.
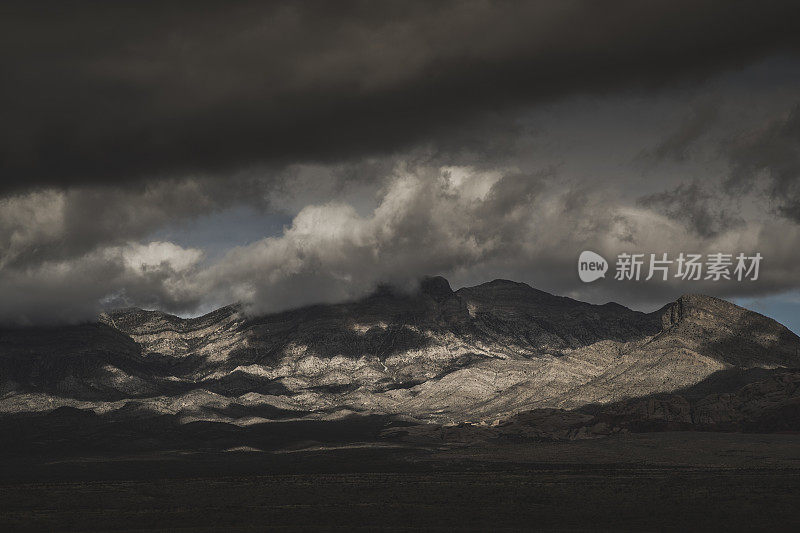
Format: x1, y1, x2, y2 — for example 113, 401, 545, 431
457, 279, 662, 351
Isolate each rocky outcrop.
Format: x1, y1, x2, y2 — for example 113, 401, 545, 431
457, 279, 662, 352
487, 369, 800, 440
654, 294, 800, 367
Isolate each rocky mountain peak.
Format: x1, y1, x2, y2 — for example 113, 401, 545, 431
418, 276, 454, 298
657, 293, 800, 368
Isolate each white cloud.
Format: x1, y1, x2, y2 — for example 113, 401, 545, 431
115, 241, 203, 273
0, 241, 204, 324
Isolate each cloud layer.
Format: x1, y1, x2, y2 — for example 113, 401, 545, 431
3, 158, 800, 324
2, 0, 799, 194
2, 3, 800, 324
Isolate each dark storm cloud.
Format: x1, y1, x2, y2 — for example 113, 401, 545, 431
726, 104, 800, 222
646, 104, 719, 162
2, 0, 800, 195
638, 182, 742, 238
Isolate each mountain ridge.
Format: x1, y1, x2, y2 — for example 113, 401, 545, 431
2, 277, 799, 433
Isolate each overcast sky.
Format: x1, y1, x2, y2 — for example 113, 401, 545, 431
2, 1, 800, 331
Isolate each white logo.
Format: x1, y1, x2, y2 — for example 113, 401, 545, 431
578, 251, 608, 282
611, 252, 762, 282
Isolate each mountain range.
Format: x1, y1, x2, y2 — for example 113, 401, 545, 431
1, 276, 799, 451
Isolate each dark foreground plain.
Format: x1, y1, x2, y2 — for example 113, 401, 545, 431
1, 432, 799, 532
